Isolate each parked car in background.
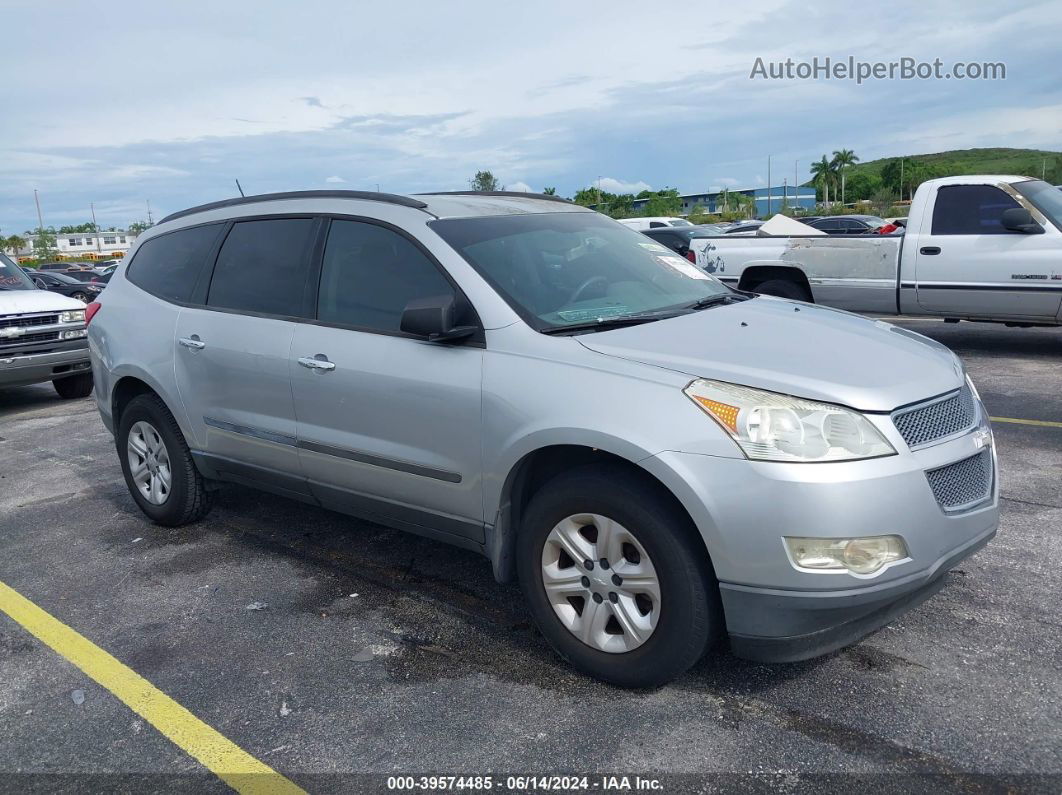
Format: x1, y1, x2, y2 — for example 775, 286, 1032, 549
89, 189, 997, 687
30, 270, 104, 302
806, 215, 887, 235
37, 262, 75, 271
641, 226, 722, 262
724, 220, 765, 235
0, 253, 93, 398
61, 269, 106, 282
94, 260, 119, 273
689, 175, 1062, 326
617, 217, 694, 230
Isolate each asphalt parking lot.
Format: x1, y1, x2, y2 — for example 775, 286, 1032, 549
1, 318, 1060, 792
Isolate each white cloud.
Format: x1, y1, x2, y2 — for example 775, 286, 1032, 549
714, 177, 740, 186
506, 181, 534, 192
598, 177, 652, 194
324, 175, 346, 183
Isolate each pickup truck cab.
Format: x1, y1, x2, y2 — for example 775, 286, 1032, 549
694, 176, 1062, 325
0, 254, 94, 398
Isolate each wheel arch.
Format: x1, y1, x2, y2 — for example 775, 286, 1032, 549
486, 439, 714, 584
109, 369, 198, 448
737, 261, 813, 297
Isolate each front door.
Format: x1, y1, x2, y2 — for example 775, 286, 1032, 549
912, 183, 1062, 319
290, 218, 484, 541
174, 217, 319, 485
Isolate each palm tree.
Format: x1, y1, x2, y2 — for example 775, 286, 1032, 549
831, 149, 859, 205
4, 235, 26, 257
809, 156, 834, 206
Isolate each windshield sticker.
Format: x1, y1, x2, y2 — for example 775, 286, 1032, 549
655, 255, 709, 280
557, 306, 631, 322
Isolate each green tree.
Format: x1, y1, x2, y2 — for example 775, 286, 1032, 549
127, 220, 153, 235
57, 222, 99, 234
643, 188, 682, 216
870, 188, 898, 216
542, 187, 557, 196
810, 155, 836, 205
470, 170, 502, 192
5, 234, 27, 256
843, 172, 880, 203
831, 149, 859, 205
31, 227, 58, 260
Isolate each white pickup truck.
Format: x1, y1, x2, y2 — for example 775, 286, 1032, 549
0, 254, 94, 398
693, 176, 1062, 326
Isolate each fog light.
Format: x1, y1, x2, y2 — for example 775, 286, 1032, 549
784, 535, 908, 576
61, 329, 87, 340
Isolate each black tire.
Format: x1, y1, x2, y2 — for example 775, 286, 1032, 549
754, 279, 812, 301
517, 464, 720, 688
71, 291, 89, 302
52, 373, 94, 399
117, 393, 214, 526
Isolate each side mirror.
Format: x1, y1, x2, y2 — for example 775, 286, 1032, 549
1001, 207, 1044, 234
400, 294, 477, 343
34, 278, 46, 289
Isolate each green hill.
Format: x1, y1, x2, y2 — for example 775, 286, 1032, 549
801, 147, 1062, 203
846, 147, 1061, 181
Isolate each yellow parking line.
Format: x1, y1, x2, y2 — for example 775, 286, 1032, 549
990, 416, 1062, 428
0, 579, 305, 795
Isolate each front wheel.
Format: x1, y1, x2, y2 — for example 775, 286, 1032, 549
517, 465, 719, 687
117, 394, 214, 526
71, 291, 89, 302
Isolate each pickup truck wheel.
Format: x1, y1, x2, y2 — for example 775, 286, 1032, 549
517, 465, 718, 688
117, 394, 213, 526
52, 373, 93, 399
754, 279, 812, 302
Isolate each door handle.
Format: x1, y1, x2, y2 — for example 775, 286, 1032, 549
178, 335, 205, 350
298, 355, 336, 372
920, 246, 941, 255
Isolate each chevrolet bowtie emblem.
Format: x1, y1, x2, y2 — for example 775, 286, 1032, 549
0, 326, 25, 339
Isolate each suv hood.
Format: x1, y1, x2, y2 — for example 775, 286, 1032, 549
577, 297, 963, 412
0, 289, 85, 314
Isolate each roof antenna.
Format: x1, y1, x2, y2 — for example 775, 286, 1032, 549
235, 179, 245, 197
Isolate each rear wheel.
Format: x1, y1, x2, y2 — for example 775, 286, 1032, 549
52, 373, 93, 399
754, 279, 812, 301
117, 394, 213, 526
71, 291, 89, 302
517, 465, 719, 687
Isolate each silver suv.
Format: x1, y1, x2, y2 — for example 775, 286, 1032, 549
89, 190, 998, 686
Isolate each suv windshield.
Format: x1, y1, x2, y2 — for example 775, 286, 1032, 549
1017, 179, 1062, 231
431, 212, 732, 330
0, 254, 35, 290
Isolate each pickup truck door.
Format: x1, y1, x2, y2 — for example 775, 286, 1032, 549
911, 183, 1062, 320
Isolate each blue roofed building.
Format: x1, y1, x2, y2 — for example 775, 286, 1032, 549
629, 185, 817, 218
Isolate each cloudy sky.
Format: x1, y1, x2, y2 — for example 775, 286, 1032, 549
3, 0, 1060, 232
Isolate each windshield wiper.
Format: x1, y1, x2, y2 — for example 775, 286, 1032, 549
687, 293, 745, 310
541, 313, 671, 335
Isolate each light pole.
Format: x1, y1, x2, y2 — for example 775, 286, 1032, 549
766, 155, 772, 216
91, 202, 101, 253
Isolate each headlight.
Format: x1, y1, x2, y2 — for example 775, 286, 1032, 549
684, 379, 895, 462
60, 309, 86, 324
784, 535, 909, 576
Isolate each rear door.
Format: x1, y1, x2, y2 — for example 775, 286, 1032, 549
174, 217, 320, 488
290, 218, 485, 541
912, 184, 1062, 319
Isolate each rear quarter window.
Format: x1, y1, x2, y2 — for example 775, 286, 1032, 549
126, 224, 224, 303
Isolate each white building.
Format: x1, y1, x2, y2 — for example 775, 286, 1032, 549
17, 230, 140, 261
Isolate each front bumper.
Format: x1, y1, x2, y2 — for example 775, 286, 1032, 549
0, 342, 91, 389
723, 525, 994, 662
643, 408, 999, 662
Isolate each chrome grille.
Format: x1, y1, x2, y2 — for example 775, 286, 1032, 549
925, 449, 992, 512
893, 385, 976, 448
0, 330, 61, 348
0, 312, 59, 330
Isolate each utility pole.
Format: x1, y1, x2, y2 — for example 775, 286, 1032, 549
596, 175, 603, 211
34, 189, 45, 230
766, 155, 772, 216
782, 177, 788, 211
899, 158, 905, 202
794, 159, 800, 211
90, 202, 102, 252
1042, 159, 1047, 179
146, 199, 154, 225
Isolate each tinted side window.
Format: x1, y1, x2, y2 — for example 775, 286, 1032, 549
125, 224, 222, 303
207, 219, 316, 316
932, 185, 1020, 235
317, 220, 454, 333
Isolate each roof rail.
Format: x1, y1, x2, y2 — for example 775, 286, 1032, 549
416, 190, 573, 204
157, 190, 429, 225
